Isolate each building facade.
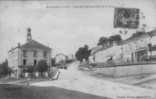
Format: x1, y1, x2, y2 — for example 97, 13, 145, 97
55, 53, 67, 65
89, 30, 156, 64
8, 28, 52, 78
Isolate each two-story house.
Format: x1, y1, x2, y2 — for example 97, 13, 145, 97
8, 28, 52, 78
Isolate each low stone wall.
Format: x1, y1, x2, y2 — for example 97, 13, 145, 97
93, 64, 156, 77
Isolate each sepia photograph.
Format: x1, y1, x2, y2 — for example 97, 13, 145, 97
0, 0, 156, 99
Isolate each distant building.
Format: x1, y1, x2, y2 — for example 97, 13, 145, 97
8, 28, 52, 78
55, 53, 67, 65
120, 32, 151, 63
89, 45, 122, 64
66, 54, 74, 60
89, 30, 156, 64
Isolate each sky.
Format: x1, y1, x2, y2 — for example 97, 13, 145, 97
0, 0, 156, 62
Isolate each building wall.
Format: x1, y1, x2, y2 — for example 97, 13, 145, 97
21, 48, 51, 66
91, 36, 151, 64
8, 47, 21, 70
93, 64, 156, 77
121, 37, 150, 62
151, 36, 156, 45
93, 45, 122, 63
55, 54, 66, 64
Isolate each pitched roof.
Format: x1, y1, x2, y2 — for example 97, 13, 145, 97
21, 40, 51, 51
91, 46, 103, 55
8, 46, 18, 53
120, 33, 150, 45
91, 45, 113, 55
121, 29, 156, 45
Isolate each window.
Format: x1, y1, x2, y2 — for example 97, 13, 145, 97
34, 60, 37, 65
23, 50, 27, 57
23, 59, 27, 65
33, 50, 37, 57
43, 51, 47, 58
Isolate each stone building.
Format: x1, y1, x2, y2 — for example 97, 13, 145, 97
8, 28, 52, 78
89, 30, 156, 64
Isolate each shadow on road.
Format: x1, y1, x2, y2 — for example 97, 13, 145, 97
0, 84, 111, 99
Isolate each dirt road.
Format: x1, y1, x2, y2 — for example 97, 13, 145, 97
32, 62, 156, 99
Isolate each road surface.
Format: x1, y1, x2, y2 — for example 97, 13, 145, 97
32, 62, 156, 99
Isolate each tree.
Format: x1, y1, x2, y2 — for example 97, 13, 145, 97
36, 60, 48, 75
97, 35, 122, 47
0, 60, 12, 77
75, 47, 84, 62
83, 45, 91, 62
75, 45, 91, 62
109, 34, 122, 45
97, 37, 108, 46
132, 31, 146, 38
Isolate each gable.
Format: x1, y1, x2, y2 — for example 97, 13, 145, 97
21, 40, 51, 51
